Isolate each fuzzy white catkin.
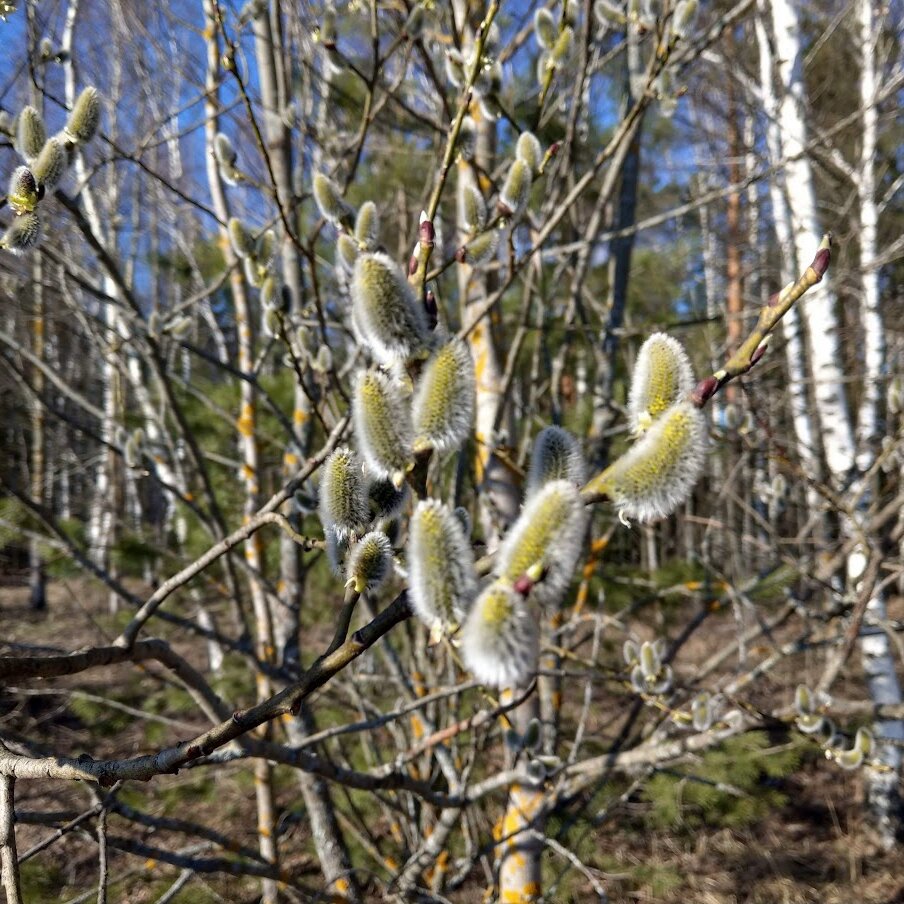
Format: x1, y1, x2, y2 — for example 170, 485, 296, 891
627, 332, 695, 435
534, 8, 557, 48
346, 531, 392, 593
31, 137, 67, 188
516, 131, 543, 175
412, 338, 475, 454
525, 426, 586, 495
600, 400, 707, 524
460, 582, 539, 688
408, 499, 477, 630
458, 176, 487, 234
353, 369, 414, 487
17, 106, 46, 160
354, 201, 379, 250
65, 87, 100, 144
1, 212, 40, 254
318, 447, 370, 541
313, 172, 350, 226
495, 479, 587, 607
351, 252, 430, 366
499, 158, 532, 219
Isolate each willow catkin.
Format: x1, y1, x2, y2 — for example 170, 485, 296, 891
318, 446, 369, 541
408, 499, 477, 631
1, 211, 40, 254
516, 131, 543, 175
16, 105, 45, 160
460, 581, 538, 688
495, 479, 587, 607
346, 531, 392, 593
498, 157, 532, 219
8, 166, 38, 215
31, 137, 66, 188
627, 332, 695, 434
354, 201, 379, 250
351, 252, 430, 366
533, 8, 557, 48
592, 400, 706, 524
65, 87, 100, 144
525, 426, 586, 495
313, 172, 350, 226
353, 369, 414, 488
412, 337, 475, 454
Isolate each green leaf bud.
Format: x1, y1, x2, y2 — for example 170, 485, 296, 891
354, 200, 379, 251
408, 498, 477, 631
351, 251, 430, 366
495, 479, 587, 607
526, 426, 586, 495
456, 229, 498, 266
1, 211, 40, 254
534, 8, 557, 48
460, 581, 539, 688
593, 400, 706, 524
313, 172, 351, 226
65, 86, 100, 144
8, 166, 39, 215
318, 446, 369, 541
368, 476, 408, 521
346, 530, 392, 594
16, 105, 46, 160
228, 217, 255, 258
550, 25, 575, 67
353, 368, 414, 487
498, 157, 532, 219
412, 337, 475, 454
214, 132, 237, 167
458, 177, 487, 234
516, 131, 543, 175
639, 639, 660, 679
31, 137, 67, 188
794, 684, 813, 716
628, 332, 695, 435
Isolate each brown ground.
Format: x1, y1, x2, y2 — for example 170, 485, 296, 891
2, 578, 904, 903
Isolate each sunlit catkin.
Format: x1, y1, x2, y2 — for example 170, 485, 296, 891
458, 177, 487, 234
31, 137, 66, 188
590, 400, 706, 524
534, 8, 557, 48
354, 200, 379, 250
313, 172, 350, 226
8, 166, 38, 215
65, 87, 100, 144
1, 211, 40, 254
412, 337, 475, 454
526, 426, 586, 495
16, 106, 46, 160
318, 446, 369, 541
457, 229, 498, 266
227, 217, 255, 258
460, 582, 538, 688
346, 531, 392, 594
408, 499, 477, 631
496, 479, 587, 607
498, 158, 532, 219
353, 369, 414, 487
627, 332, 695, 435
516, 131, 543, 175
351, 252, 429, 366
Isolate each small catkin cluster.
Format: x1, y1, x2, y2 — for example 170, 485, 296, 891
586, 333, 707, 524
313, 172, 353, 227
2, 88, 100, 255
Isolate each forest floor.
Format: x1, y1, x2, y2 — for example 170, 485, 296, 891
1, 577, 904, 903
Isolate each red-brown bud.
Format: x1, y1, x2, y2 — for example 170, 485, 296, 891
691, 375, 720, 408
419, 218, 435, 247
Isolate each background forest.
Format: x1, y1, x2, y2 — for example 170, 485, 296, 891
0, 0, 903, 901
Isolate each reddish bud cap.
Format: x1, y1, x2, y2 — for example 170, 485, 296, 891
691, 375, 720, 408
419, 219, 435, 247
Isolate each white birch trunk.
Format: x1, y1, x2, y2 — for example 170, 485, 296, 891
768, 0, 856, 481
